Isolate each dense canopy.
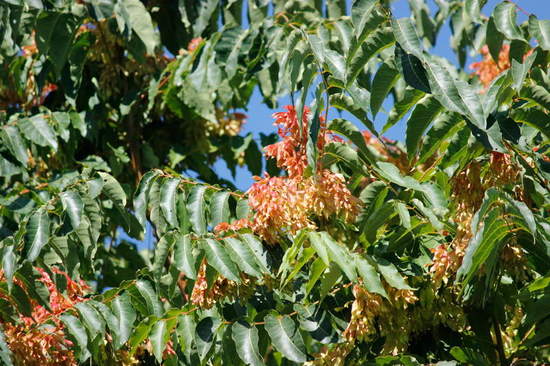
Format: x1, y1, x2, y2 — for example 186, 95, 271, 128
0, 0, 549, 365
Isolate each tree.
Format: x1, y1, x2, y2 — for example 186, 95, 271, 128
0, 0, 549, 364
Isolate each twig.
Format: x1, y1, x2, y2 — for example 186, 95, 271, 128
505, 0, 531, 17
493, 313, 508, 365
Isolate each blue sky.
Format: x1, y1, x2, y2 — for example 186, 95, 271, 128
212, 0, 550, 192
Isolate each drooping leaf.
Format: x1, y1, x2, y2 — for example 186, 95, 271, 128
18, 115, 58, 151
240, 234, 270, 274
0, 325, 14, 366
75, 301, 106, 337
370, 63, 400, 118
0, 126, 28, 167
60, 190, 84, 230
210, 191, 230, 228
175, 233, 197, 279
395, 44, 431, 93
98, 172, 127, 207
61, 314, 90, 362
224, 237, 262, 278
264, 314, 307, 363
35, 12, 78, 75
405, 95, 443, 159
26, 208, 50, 262
135, 280, 163, 317
160, 177, 180, 228
529, 15, 550, 51
187, 185, 208, 235
391, 18, 424, 59
320, 232, 357, 282
354, 255, 388, 298
492, 2, 525, 41
373, 257, 413, 290
423, 56, 486, 129
118, 0, 160, 54
133, 170, 161, 228
232, 321, 264, 366
203, 239, 241, 282
111, 293, 137, 349
196, 317, 221, 361
152, 232, 175, 277
1, 245, 16, 291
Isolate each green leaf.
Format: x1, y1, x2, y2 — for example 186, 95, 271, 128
391, 18, 423, 59
328, 118, 376, 164
1, 126, 28, 166
529, 15, 550, 51
370, 63, 400, 118
150, 319, 167, 362
187, 185, 207, 235
232, 321, 264, 366
306, 258, 327, 296
175, 233, 197, 279
354, 255, 388, 298
395, 44, 431, 93
264, 314, 307, 363
423, 56, 486, 129
98, 172, 127, 207
241, 234, 270, 274
210, 191, 230, 228
26, 208, 50, 262
61, 314, 90, 362
129, 319, 154, 354
405, 95, 443, 159
2, 245, 16, 291
308, 231, 330, 266
35, 12, 78, 75
0, 155, 19, 177
119, 0, 159, 54
134, 170, 161, 228
176, 314, 195, 357
112, 292, 137, 349
203, 239, 241, 282
75, 301, 105, 337
492, 2, 525, 41
457, 210, 509, 286
418, 113, 465, 164
160, 177, 180, 228
18, 115, 58, 151
512, 108, 550, 137
520, 84, 550, 111
351, 0, 380, 44
361, 200, 396, 243
396, 202, 411, 229
236, 199, 250, 220
486, 17, 504, 63
150, 318, 177, 363
307, 95, 323, 173
511, 51, 537, 91
224, 237, 262, 278
88, 300, 119, 341
320, 232, 357, 282
347, 27, 395, 85
60, 191, 84, 230
152, 232, 175, 277
196, 317, 221, 361
374, 257, 413, 290
383, 88, 425, 133
0, 325, 14, 366
376, 162, 423, 191
135, 280, 163, 317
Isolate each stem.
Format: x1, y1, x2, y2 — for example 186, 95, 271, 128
493, 313, 508, 365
